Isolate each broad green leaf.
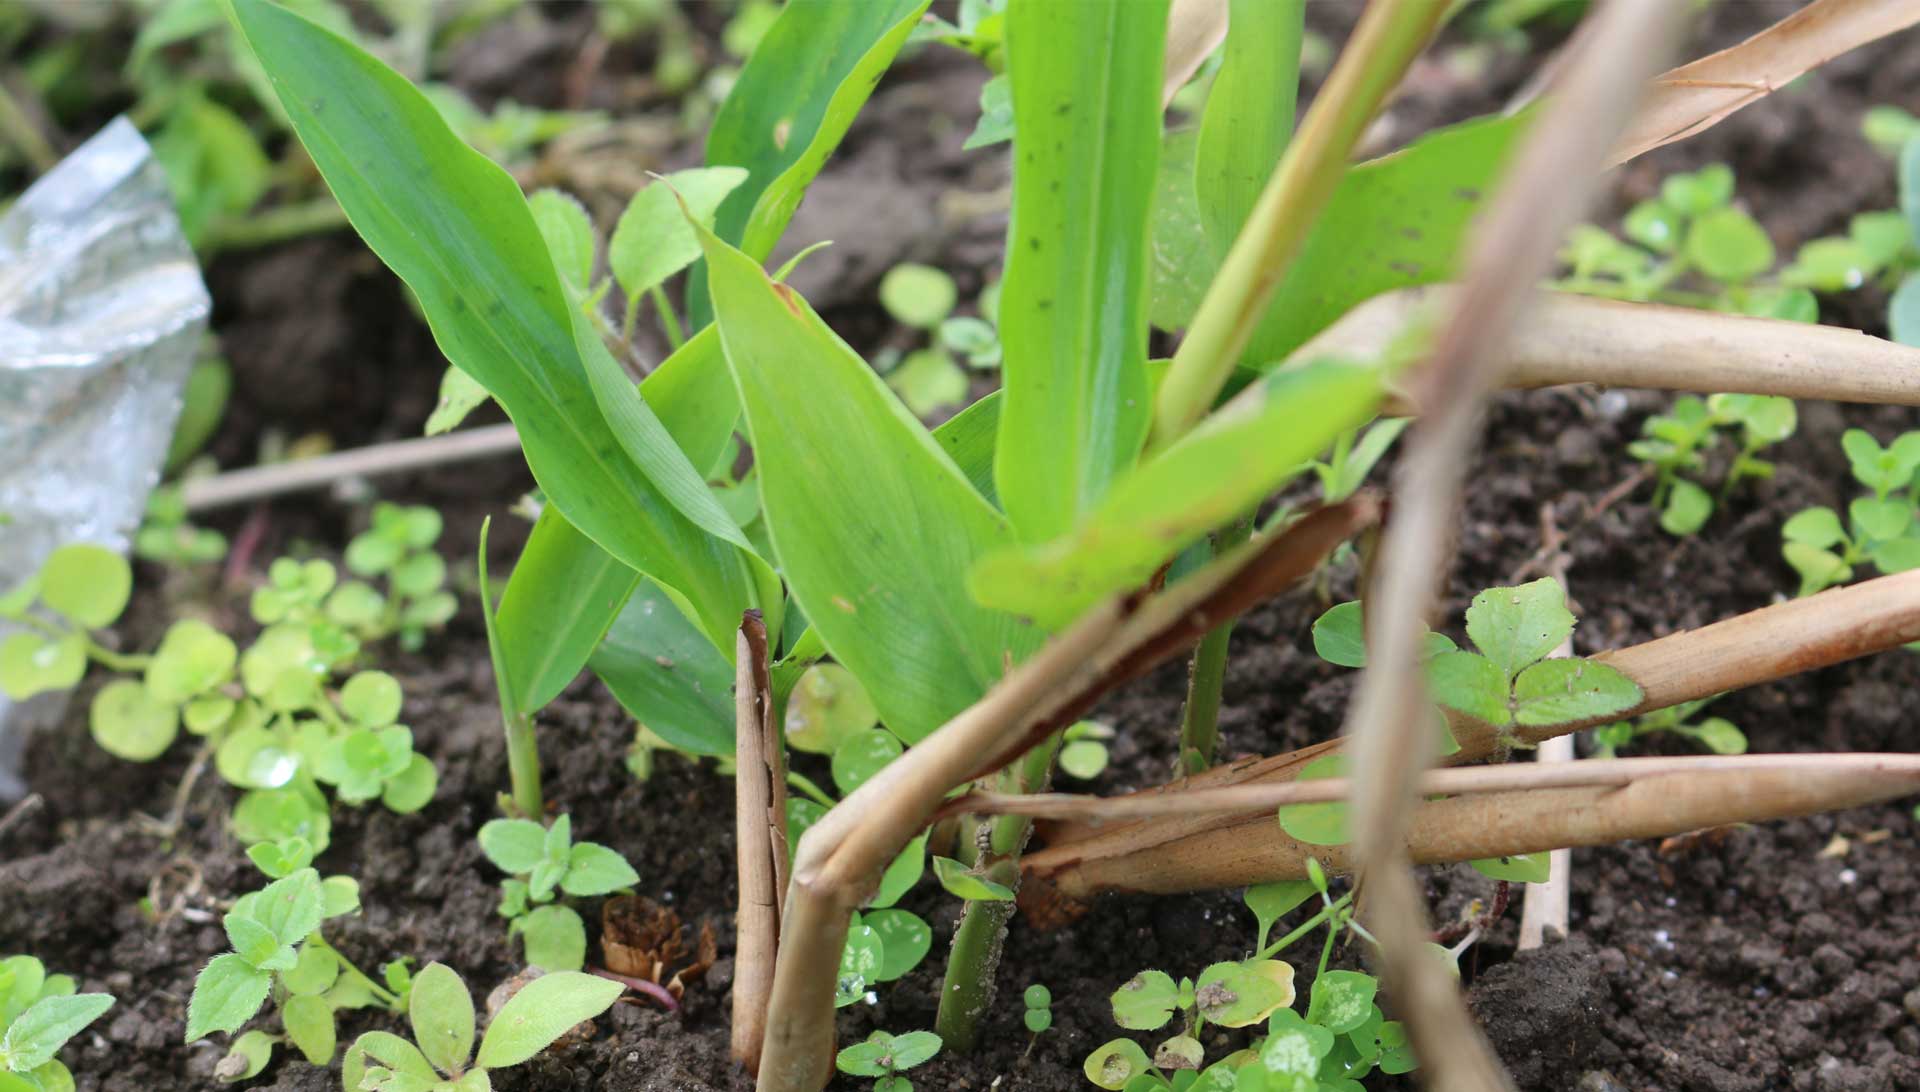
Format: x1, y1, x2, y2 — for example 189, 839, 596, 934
970, 360, 1381, 629
1244, 881, 1316, 951
1660, 479, 1712, 536
868, 831, 927, 910
1851, 497, 1912, 543
1310, 601, 1453, 669
699, 223, 1039, 741
1147, 126, 1211, 333
929, 857, 1014, 902
1305, 970, 1377, 1035
1470, 852, 1551, 884
609, 167, 749, 316
1110, 970, 1180, 1031
930, 391, 1001, 507
993, 0, 1165, 541
1261, 1010, 1336, 1077
1687, 207, 1773, 282
1243, 112, 1529, 363
408, 963, 474, 1076
516, 905, 587, 972
381, 754, 437, 813
146, 619, 237, 704
186, 954, 271, 1041
1425, 651, 1510, 725
38, 544, 131, 629
477, 971, 621, 1068
1690, 717, 1748, 755
216, 1029, 275, 1083
228, 0, 767, 653
1510, 658, 1641, 727
835, 921, 885, 1007
690, 0, 930, 325
1085, 1038, 1154, 1090
343, 1031, 437, 1092
830, 729, 903, 797
1275, 753, 1349, 846
878, 264, 957, 329
248, 869, 326, 947
865, 908, 932, 982
1782, 507, 1846, 549
281, 993, 335, 1065
1464, 579, 1574, 680
588, 578, 734, 755
1196, 0, 1300, 264
561, 843, 639, 897
887, 1030, 942, 1070
282, 944, 338, 996
0, 632, 84, 702
1194, 960, 1292, 1028
223, 915, 282, 970
527, 188, 595, 293
783, 663, 879, 755
88, 680, 179, 762
836, 1038, 893, 1078
1871, 537, 1920, 573
0, 994, 112, 1072
1784, 542, 1852, 597
425, 365, 492, 436
497, 507, 641, 714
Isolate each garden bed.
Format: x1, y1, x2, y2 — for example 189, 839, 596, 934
4, 4, 1920, 1091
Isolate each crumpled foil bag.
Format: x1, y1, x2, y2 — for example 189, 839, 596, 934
0, 117, 211, 800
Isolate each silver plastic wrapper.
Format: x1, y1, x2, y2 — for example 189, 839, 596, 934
0, 118, 211, 799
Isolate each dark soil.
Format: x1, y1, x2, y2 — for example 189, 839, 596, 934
6, 4, 1920, 1091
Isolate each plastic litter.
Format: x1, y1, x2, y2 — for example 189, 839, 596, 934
0, 118, 211, 800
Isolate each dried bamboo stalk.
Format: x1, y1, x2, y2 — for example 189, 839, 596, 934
753, 503, 1373, 1091
1025, 568, 1920, 898
1611, 0, 1920, 165
1297, 287, 1920, 411
731, 614, 777, 1071
1162, 0, 1227, 109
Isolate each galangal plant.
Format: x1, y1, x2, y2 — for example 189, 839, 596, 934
221, 0, 1920, 1089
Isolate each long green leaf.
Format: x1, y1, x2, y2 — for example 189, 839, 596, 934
496, 508, 641, 714
1196, 0, 1302, 264
688, 0, 929, 327
228, 0, 766, 652
698, 226, 1041, 742
993, 0, 1166, 542
969, 360, 1383, 629
934, 392, 1001, 508
1243, 111, 1529, 363
588, 579, 735, 756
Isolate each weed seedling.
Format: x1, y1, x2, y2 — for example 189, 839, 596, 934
1022, 984, 1052, 1057
478, 815, 639, 973
341, 962, 623, 1092
0, 955, 115, 1092
1057, 721, 1114, 781
835, 1030, 943, 1092
336, 504, 458, 651
874, 263, 1001, 417
186, 859, 401, 1072
134, 486, 228, 567
1626, 393, 1796, 535
1782, 428, 1920, 596
1593, 696, 1746, 758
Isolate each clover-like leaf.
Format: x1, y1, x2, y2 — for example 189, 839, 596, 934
1110, 970, 1180, 1031
879, 263, 957, 329
886, 1030, 941, 1070
147, 619, 238, 704
1084, 1037, 1154, 1091
560, 842, 639, 897
830, 728, 904, 796
1510, 658, 1641, 727
1782, 507, 1847, 549
89, 679, 180, 762
340, 671, 403, 727
783, 663, 880, 755
1244, 881, 1316, 952
835, 919, 885, 1007
282, 993, 336, 1065
1425, 651, 1510, 726
38, 545, 132, 629
1463, 579, 1574, 679
1305, 970, 1378, 1035
516, 905, 587, 972
0, 632, 86, 701
1260, 1009, 1335, 1077
478, 819, 548, 875
282, 943, 339, 997
867, 832, 926, 910
1195, 960, 1294, 1028
343, 1031, 438, 1092
866, 909, 933, 983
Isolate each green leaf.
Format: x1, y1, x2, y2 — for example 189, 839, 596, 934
1690, 717, 1748, 755
1891, 272, 1920, 348
887, 1030, 942, 1070
231, 786, 331, 852
879, 264, 957, 329
1110, 970, 1180, 1031
783, 663, 879, 755
216, 1029, 275, 1083
0, 994, 112, 1072
497, 507, 641, 715
185, 954, 271, 1041
993, 0, 1165, 542
698, 222, 1038, 741
1260, 1010, 1336, 1077
245, 837, 313, 880
1511, 658, 1642, 726
1147, 126, 1211, 334
0, 632, 85, 702
282, 943, 338, 997
868, 832, 927, 911
837, 1037, 893, 1078
561, 843, 639, 897
1661, 164, 1733, 214
970, 359, 1381, 629
339, 670, 402, 727
249, 869, 327, 947
830, 729, 903, 797
88, 680, 179, 762
381, 754, 437, 813
1870, 537, 1920, 574
1085, 1038, 1154, 1090
227, 0, 769, 655
930, 857, 1015, 902
691, 0, 930, 325
1686, 207, 1774, 282
964, 72, 1012, 149
836, 920, 885, 1007
525, 189, 594, 292
1469, 853, 1551, 884
407, 963, 474, 1076
1305, 970, 1377, 1035
146, 619, 237, 704
344, 1031, 438, 1092
1243, 112, 1530, 363
1782, 507, 1846, 549
1851, 497, 1912, 544
425, 365, 491, 436
516, 905, 587, 972
1275, 753, 1349, 846
866, 908, 932, 982
1623, 199, 1681, 253
1244, 881, 1316, 951
223, 915, 283, 969
1194, 961, 1291, 1028
1784, 542, 1852, 597
609, 167, 748, 309
1464, 579, 1575, 680
1425, 651, 1509, 725
1660, 479, 1712, 536
587, 578, 735, 756
321, 876, 360, 919
885, 348, 969, 417
1059, 738, 1110, 779
1196, 0, 1299, 266
281, 993, 335, 1066
930, 391, 1002, 506
38, 545, 131, 629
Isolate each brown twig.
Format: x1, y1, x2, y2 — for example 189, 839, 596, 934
730, 611, 778, 1071
180, 424, 522, 512
0, 793, 43, 842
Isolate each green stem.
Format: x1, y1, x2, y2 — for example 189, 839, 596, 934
1150, 0, 1448, 448
651, 285, 686, 351
0, 77, 56, 173
785, 770, 837, 809
503, 710, 543, 818
310, 936, 403, 1010
936, 734, 1061, 1052
1176, 515, 1254, 774
84, 639, 150, 673
1257, 892, 1353, 960
201, 198, 351, 253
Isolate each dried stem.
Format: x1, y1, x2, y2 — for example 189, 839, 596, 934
180, 424, 522, 512
1161, 0, 1228, 109
731, 612, 778, 1071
